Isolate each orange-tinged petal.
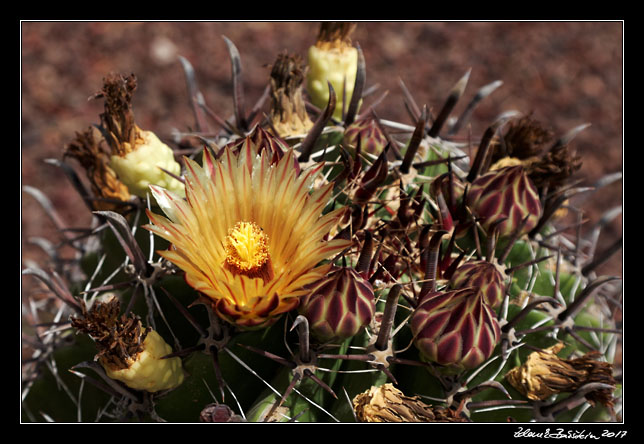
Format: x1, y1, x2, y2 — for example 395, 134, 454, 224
146, 141, 348, 329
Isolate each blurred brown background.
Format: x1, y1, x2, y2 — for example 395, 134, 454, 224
21, 21, 623, 285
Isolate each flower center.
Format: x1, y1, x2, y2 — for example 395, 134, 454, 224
223, 221, 274, 281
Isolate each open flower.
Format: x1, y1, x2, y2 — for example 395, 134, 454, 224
145, 144, 351, 329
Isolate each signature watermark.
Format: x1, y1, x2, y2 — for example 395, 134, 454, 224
514, 427, 628, 439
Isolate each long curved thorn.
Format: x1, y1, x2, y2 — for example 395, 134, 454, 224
159, 287, 207, 337
557, 275, 621, 322
502, 297, 561, 333
486, 217, 507, 262
303, 368, 337, 399
93, 210, 149, 275
448, 80, 503, 136
237, 343, 294, 369
374, 284, 401, 351
177, 55, 209, 132
43, 158, 95, 212
265, 372, 301, 422
550, 123, 592, 151
343, 43, 365, 126
298, 81, 336, 162
291, 315, 311, 364
466, 111, 521, 182
210, 347, 228, 402
419, 230, 449, 300
453, 380, 511, 403
504, 254, 553, 274
398, 77, 422, 122
356, 230, 374, 275
581, 236, 623, 276
22, 267, 82, 313
222, 35, 246, 131
498, 215, 531, 264
429, 68, 471, 138
22, 185, 69, 234
400, 105, 427, 174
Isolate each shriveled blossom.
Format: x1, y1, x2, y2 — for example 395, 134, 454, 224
505, 343, 616, 408
71, 295, 184, 393
268, 52, 314, 138
63, 127, 131, 211
95, 73, 184, 198
145, 143, 351, 329
352, 383, 466, 422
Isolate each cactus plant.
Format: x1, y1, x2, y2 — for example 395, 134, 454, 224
21, 22, 622, 424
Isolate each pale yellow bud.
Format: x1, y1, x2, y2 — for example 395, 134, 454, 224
307, 43, 358, 121
109, 130, 184, 198
102, 330, 184, 393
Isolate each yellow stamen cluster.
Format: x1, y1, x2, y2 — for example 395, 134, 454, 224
224, 221, 273, 281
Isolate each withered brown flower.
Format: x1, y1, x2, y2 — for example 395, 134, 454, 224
63, 127, 131, 212
505, 343, 616, 408
269, 52, 314, 138
352, 383, 467, 422
71, 294, 149, 370
489, 115, 582, 193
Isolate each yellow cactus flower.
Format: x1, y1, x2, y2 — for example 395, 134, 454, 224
307, 22, 359, 121
145, 144, 351, 329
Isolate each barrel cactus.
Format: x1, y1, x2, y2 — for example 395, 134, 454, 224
22, 22, 622, 425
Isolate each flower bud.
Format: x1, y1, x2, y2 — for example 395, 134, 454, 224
411, 288, 501, 369
449, 259, 507, 309
307, 22, 359, 121
102, 329, 184, 392
298, 266, 376, 342
109, 128, 184, 198
343, 115, 388, 155
466, 165, 541, 238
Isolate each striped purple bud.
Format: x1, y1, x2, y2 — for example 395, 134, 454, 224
299, 266, 376, 343
466, 165, 541, 238
449, 260, 507, 309
411, 288, 501, 369
343, 115, 388, 155
220, 126, 299, 173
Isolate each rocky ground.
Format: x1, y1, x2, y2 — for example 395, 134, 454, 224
21, 21, 622, 292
